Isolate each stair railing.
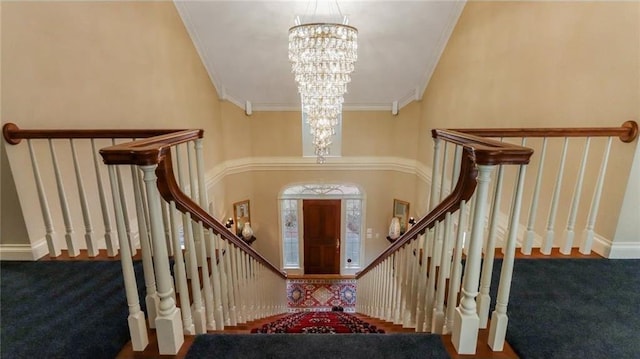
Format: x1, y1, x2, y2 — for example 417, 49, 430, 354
355, 120, 637, 355
3, 123, 288, 355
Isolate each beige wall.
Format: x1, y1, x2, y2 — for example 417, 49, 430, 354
419, 1, 640, 242
1, 2, 223, 249
221, 169, 418, 267
216, 100, 425, 267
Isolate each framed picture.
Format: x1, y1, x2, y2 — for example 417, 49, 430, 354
233, 200, 251, 236
393, 199, 410, 234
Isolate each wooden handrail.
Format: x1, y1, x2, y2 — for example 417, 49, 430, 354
3, 122, 180, 145
432, 129, 534, 166
99, 129, 204, 166
449, 120, 638, 143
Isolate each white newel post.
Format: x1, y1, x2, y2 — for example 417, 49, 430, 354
140, 165, 184, 355
107, 166, 148, 351
452, 164, 493, 354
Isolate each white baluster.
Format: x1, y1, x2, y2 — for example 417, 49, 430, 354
414, 232, 429, 332
48, 139, 79, 256
107, 166, 148, 351
429, 138, 442, 211
27, 140, 60, 257
233, 246, 245, 323
522, 137, 547, 255
431, 219, 448, 333
394, 247, 405, 324
247, 257, 256, 320
215, 234, 231, 326
162, 202, 173, 256
130, 166, 159, 328
397, 244, 409, 325
205, 223, 225, 329
442, 146, 463, 275
425, 224, 439, 330
229, 242, 243, 324
169, 201, 195, 335
240, 252, 249, 320
488, 162, 528, 350
222, 236, 238, 326
113, 139, 133, 251
477, 164, 504, 328
404, 239, 419, 328
443, 200, 467, 334
580, 137, 613, 254
464, 194, 477, 256
384, 259, 392, 320
186, 145, 205, 268
543, 137, 569, 255
91, 139, 115, 256
561, 137, 591, 255
195, 221, 217, 330
70, 139, 97, 257
140, 165, 183, 355
452, 164, 494, 355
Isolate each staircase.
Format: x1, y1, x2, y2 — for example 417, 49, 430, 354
2, 121, 638, 356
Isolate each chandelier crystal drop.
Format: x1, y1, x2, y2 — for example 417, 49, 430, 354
289, 22, 358, 163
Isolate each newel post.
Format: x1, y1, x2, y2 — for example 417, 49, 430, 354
140, 164, 184, 355
452, 164, 494, 354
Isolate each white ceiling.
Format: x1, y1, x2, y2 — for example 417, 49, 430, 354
174, 1, 465, 112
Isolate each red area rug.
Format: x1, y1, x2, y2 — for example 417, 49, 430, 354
251, 312, 385, 334
286, 279, 356, 312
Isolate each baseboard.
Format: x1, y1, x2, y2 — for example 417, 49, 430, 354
0, 239, 48, 261
598, 235, 640, 259
592, 234, 613, 258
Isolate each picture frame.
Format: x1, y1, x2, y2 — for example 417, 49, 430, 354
233, 200, 251, 236
393, 199, 410, 234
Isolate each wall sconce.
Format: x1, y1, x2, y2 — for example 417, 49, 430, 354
225, 218, 234, 229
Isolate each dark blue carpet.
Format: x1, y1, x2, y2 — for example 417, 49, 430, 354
0, 260, 144, 359
185, 333, 449, 359
491, 258, 640, 359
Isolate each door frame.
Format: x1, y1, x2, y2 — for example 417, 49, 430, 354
279, 183, 366, 276
302, 199, 341, 274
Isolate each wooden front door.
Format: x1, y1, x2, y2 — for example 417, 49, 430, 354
303, 199, 341, 274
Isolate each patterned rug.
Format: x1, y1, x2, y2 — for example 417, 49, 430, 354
286, 279, 356, 312
251, 312, 384, 334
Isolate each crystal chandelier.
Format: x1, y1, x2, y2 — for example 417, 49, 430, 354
289, 20, 358, 163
